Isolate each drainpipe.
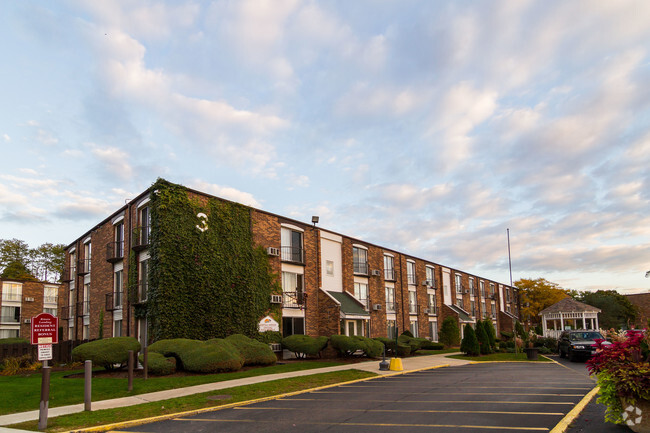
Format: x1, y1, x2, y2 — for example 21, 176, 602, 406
398, 254, 406, 333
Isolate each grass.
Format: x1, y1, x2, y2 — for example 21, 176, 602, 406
0, 360, 345, 415
446, 352, 553, 362
416, 348, 461, 355
9, 369, 377, 432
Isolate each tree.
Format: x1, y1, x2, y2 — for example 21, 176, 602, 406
484, 319, 496, 350
0, 239, 30, 270
572, 290, 638, 330
0, 260, 37, 281
475, 321, 491, 354
0, 239, 65, 282
460, 324, 480, 356
515, 278, 569, 326
439, 316, 460, 347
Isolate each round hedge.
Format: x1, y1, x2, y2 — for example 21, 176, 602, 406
72, 337, 141, 370
225, 334, 276, 366
139, 352, 176, 375
330, 335, 383, 358
148, 338, 244, 373
281, 335, 328, 358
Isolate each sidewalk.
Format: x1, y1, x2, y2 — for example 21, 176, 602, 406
0, 353, 467, 429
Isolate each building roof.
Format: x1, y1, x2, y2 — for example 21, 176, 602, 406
327, 291, 369, 318
538, 297, 601, 316
447, 304, 473, 322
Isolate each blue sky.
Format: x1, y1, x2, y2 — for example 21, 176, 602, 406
1, 1, 649, 293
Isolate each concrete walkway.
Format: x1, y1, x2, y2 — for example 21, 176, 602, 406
0, 353, 467, 429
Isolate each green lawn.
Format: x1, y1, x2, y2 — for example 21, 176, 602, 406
416, 348, 461, 355
446, 352, 553, 362
0, 360, 345, 415
10, 369, 377, 432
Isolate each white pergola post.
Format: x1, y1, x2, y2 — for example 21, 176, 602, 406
582, 312, 586, 329
560, 314, 564, 331
594, 314, 599, 331
542, 316, 548, 336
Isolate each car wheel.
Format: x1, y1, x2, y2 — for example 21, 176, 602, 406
568, 348, 577, 362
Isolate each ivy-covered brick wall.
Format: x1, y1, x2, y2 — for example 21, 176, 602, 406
147, 179, 278, 341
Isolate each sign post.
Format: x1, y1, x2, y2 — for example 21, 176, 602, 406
31, 313, 58, 430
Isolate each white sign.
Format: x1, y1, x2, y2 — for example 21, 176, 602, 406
38, 344, 53, 361
258, 316, 279, 332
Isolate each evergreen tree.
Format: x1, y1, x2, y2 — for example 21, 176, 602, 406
439, 316, 460, 347
484, 319, 497, 350
475, 321, 491, 354
460, 324, 480, 356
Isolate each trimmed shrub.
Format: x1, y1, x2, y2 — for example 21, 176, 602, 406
139, 352, 176, 376
225, 334, 276, 366
534, 337, 558, 352
373, 337, 411, 357
397, 334, 420, 353
460, 324, 480, 356
415, 338, 444, 351
330, 335, 383, 358
281, 335, 329, 358
439, 317, 460, 347
256, 331, 282, 344
475, 321, 491, 354
401, 330, 415, 338
149, 338, 244, 373
0, 337, 29, 345
72, 337, 141, 370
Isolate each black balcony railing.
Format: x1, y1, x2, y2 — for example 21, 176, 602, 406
60, 305, 74, 320
281, 246, 304, 264
132, 225, 150, 250
353, 261, 368, 275
105, 291, 123, 311
62, 265, 76, 281
106, 241, 124, 262
282, 291, 306, 309
77, 259, 91, 275
384, 269, 395, 281
76, 301, 90, 317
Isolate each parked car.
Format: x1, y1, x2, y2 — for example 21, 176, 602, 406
558, 330, 611, 362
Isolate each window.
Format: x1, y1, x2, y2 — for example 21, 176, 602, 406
0, 329, 19, 339
68, 286, 75, 319
44, 286, 57, 304
112, 221, 124, 259
326, 260, 334, 276
139, 206, 150, 245
482, 301, 487, 318
384, 255, 395, 280
387, 320, 396, 339
427, 293, 437, 315
83, 324, 89, 340
408, 291, 418, 314
507, 304, 511, 314
43, 307, 57, 316
480, 281, 485, 298
506, 287, 511, 303
114, 270, 123, 309
471, 300, 476, 317
281, 272, 304, 307
281, 227, 304, 263
407, 261, 416, 285
82, 283, 90, 316
426, 266, 435, 287
282, 317, 304, 337
410, 320, 419, 337
353, 246, 368, 274
385, 287, 395, 312
469, 278, 475, 296
2, 282, 22, 302
491, 301, 497, 318
429, 321, 438, 342
83, 241, 92, 273
489, 283, 495, 296
455, 274, 463, 293
139, 259, 149, 302
1, 306, 20, 323
114, 319, 122, 337
456, 298, 463, 310
354, 282, 369, 309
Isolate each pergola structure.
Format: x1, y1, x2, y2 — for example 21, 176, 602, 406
539, 297, 601, 339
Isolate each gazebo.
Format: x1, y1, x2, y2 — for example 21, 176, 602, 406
539, 297, 601, 339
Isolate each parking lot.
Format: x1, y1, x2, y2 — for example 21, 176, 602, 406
117, 361, 597, 433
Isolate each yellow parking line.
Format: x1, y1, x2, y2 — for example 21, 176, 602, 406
282, 397, 575, 405
311, 390, 584, 396
234, 406, 565, 416
340, 385, 592, 390
550, 386, 599, 433
174, 418, 550, 430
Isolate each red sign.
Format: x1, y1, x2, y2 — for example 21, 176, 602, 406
31, 313, 59, 345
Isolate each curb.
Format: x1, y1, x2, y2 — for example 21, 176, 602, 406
67, 364, 451, 432
549, 386, 600, 433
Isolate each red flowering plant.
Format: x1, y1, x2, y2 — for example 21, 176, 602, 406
586, 330, 650, 424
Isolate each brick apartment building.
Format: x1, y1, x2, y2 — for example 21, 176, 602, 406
0, 278, 62, 340
60, 179, 519, 346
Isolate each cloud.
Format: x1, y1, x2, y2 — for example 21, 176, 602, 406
2, 134, 9, 142
188, 179, 262, 208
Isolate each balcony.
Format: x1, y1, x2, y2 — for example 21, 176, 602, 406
106, 241, 125, 263
60, 305, 74, 320
281, 246, 304, 264
353, 261, 368, 275
409, 302, 418, 315
62, 265, 76, 281
77, 259, 91, 275
132, 225, 150, 251
105, 291, 123, 311
282, 291, 306, 309
133, 282, 148, 304
76, 301, 90, 317
43, 295, 58, 304
384, 269, 395, 281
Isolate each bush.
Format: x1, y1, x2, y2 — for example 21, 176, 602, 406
225, 334, 276, 366
139, 352, 176, 376
475, 321, 491, 354
330, 335, 383, 358
417, 339, 444, 350
149, 338, 244, 373
256, 331, 282, 344
281, 335, 329, 358
72, 337, 141, 370
373, 337, 411, 357
534, 337, 558, 352
484, 320, 497, 349
460, 324, 480, 356
398, 334, 421, 353
0, 338, 29, 345
401, 330, 415, 338
439, 317, 460, 347
0, 354, 41, 376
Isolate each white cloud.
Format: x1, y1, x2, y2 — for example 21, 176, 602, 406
2, 134, 9, 142
188, 179, 262, 208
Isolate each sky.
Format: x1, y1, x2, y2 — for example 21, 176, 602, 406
1, 1, 650, 294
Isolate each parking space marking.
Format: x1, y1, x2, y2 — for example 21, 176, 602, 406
277, 397, 576, 405
233, 406, 566, 416
309, 390, 584, 397
339, 385, 592, 390
173, 418, 551, 431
